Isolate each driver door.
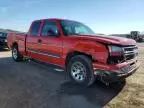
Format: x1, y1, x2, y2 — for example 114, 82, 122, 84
39, 20, 63, 66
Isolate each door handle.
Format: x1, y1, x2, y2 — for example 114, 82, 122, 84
38, 39, 42, 43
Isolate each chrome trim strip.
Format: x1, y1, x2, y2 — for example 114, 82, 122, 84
123, 52, 138, 55
123, 46, 137, 49
27, 48, 61, 58
40, 43, 62, 48
124, 51, 135, 54
122, 45, 138, 61
123, 46, 138, 53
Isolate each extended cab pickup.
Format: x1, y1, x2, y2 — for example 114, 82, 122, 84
7, 18, 140, 86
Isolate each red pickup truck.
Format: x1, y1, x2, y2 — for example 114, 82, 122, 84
7, 18, 140, 86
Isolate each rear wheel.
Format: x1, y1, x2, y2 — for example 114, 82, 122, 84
67, 55, 95, 87
12, 45, 23, 62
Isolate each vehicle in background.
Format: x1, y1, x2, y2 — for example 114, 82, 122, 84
127, 31, 144, 42
0, 32, 9, 50
7, 18, 140, 86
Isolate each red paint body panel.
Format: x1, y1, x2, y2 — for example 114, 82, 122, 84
7, 33, 26, 55
93, 58, 137, 71
38, 19, 64, 66
62, 37, 109, 64
7, 18, 138, 72
73, 35, 136, 46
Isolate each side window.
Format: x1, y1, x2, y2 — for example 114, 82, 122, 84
41, 21, 59, 36
30, 21, 41, 36
60, 21, 73, 36
75, 25, 90, 35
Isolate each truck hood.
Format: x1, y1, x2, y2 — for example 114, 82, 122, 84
71, 35, 136, 46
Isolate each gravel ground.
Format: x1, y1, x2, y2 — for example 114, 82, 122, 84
0, 43, 144, 108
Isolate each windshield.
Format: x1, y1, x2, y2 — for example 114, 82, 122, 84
60, 20, 95, 36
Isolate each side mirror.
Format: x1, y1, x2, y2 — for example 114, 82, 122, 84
47, 29, 59, 36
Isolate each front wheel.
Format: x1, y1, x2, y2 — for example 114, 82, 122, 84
67, 55, 95, 87
12, 46, 23, 62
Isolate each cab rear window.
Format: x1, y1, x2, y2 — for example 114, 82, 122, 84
30, 21, 41, 36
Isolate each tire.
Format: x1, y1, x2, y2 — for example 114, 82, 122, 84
67, 55, 95, 87
12, 45, 23, 62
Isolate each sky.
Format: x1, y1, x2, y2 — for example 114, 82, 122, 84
0, 0, 144, 34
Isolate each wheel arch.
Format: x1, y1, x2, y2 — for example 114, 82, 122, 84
12, 42, 18, 48
65, 51, 92, 66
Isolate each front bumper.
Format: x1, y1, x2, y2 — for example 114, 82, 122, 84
93, 58, 140, 82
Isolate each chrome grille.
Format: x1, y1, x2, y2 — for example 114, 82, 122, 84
123, 46, 138, 61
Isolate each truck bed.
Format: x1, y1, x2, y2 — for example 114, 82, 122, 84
7, 32, 26, 55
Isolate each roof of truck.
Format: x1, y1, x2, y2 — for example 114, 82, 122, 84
33, 18, 70, 22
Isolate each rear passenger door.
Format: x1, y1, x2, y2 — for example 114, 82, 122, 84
26, 21, 42, 60
39, 20, 63, 66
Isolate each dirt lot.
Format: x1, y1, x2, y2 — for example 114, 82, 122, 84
0, 43, 144, 108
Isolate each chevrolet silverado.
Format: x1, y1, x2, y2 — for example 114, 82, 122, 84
7, 18, 140, 86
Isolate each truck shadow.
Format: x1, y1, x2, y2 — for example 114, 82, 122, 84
0, 57, 125, 108
58, 80, 125, 107
20, 59, 126, 107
